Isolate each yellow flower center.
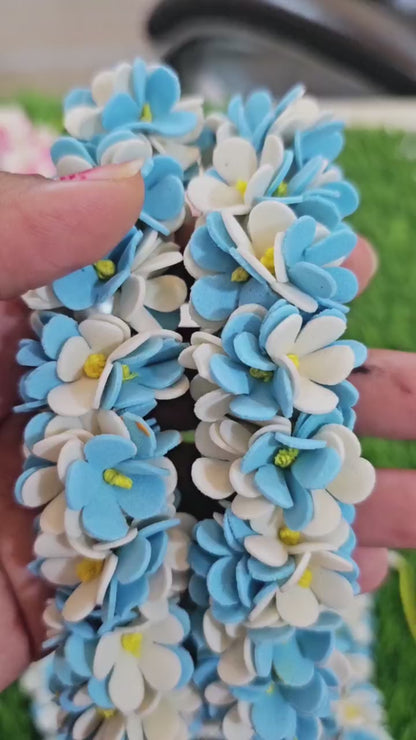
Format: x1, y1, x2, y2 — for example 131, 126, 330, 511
249, 368, 274, 382
274, 447, 299, 468
75, 558, 104, 583
231, 266, 250, 283
121, 632, 143, 658
235, 179, 248, 197
93, 260, 116, 281
344, 704, 362, 722
260, 247, 275, 275
140, 103, 153, 123
97, 708, 116, 720
279, 527, 301, 546
121, 364, 138, 381
103, 468, 133, 489
298, 568, 313, 589
286, 353, 300, 369
83, 353, 107, 379
273, 180, 288, 197
266, 683, 275, 695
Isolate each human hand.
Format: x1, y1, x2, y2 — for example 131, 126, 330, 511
0, 165, 144, 689
0, 166, 405, 691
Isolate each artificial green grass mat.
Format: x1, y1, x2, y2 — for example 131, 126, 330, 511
2, 95, 416, 738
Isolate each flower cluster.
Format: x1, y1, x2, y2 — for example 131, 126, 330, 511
15, 61, 382, 739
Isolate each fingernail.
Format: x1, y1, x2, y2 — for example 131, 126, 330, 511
59, 159, 143, 182
364, 239, 379, 278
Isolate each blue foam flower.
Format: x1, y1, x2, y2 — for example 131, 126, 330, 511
64, 59, 197, 139
52, 227, 140, 311
65, 434, 171, 542
15, 312, 187, 416
51, 135, 185, 235
192, 302, 364, 420
189, 510, 296, 624
188, 210, 358, 325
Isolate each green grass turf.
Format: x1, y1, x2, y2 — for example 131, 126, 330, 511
1, 95, 416, 738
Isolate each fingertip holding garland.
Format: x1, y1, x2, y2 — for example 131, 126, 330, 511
14, 58, 390, 739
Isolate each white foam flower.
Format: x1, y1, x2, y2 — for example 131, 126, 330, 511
34, 531, 117, 622
115, 230, 187, 332
167, 512, 195, 596
20, 656, 59, 737
150, 95, 205, 171
249, 551, 354, 629
202, 610, 258, 688
93, 613, 186, 713
339, 593, 375, 646
222, 702, 254, 740
70, 683, 200, 740
187, 135, 288, 216
334, 684, 391, 740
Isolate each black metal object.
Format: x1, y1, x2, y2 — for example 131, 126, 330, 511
148, 0, 416, 96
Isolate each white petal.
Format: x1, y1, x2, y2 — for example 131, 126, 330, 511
57, 336, 91, 382
91, 68, 117, 105
276, 585, 320, 628
203, 610, 232, 653
153, 375, 189, 400
244, 165, 274, 206
193, 343, 224, 382
194, 388, 232, 421
229, 459, 261, 499
118, 274, 146, 322
79, 317, 126, 354
222, 211, 253, 253
302, 489, 342, 538
148, 613, 184, 644
232, 495, 273, 520
223, 706, 253, 740
62, 579, 101, 621
72, 707, 101, 740
245, 535, 288, 567
330, 456, 376, 505
64, 106, 102, 140
143, 700, 180, 740
218, 639, 254, 686
39, 491, 66, 534
293, 315, 346, 357
55, 154, 92, 177
139, 642, 182, 691
209, 421, 240, 457
192, 458, 233, 500
247, 201, 296, 257
219, 419, 252, 455
187, 175, 242, 213
265, 312, 302, 361
145, 275, 187, 312
195, 421, 229, 460
299, 345, 354, 385
34, 531, 73, 558
93, 632, 119, 680
101, 137, 152, 166
213, 138, 257, 184
57, 436, 86, 481
109, 652, 145, 713
312, 549, 352, 572
276, 280, 318, 313
23, 285, 61, 310
205, 681, 234, 706
294, 376, 338, 414
311, 566, 354, 609
20, 466, 61, 507
260, 135, 285, 170
190, 375, 216, 401
33, 430, 90, 464
48, 377, 98, 416
40, 557, 79, 586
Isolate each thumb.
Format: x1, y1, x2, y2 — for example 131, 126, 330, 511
0, 161, 144, 299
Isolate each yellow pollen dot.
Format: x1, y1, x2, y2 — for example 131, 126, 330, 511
75, 558, 104, 583
344, 704, 362, 722
103, 468, 133, 489
140, 102, 153, 123
121, 632, 143, 658
231, 266, 250, 283
97, 708, 116, 720
136, 421, 151, 437
249, 367, 274, 382
121, 364, 138, 381
266, 683, 275, 695
83, 353, 107, 379
274, 447, 299, 468
93, 259, 117, 281
260, 247, 275, 275
273, 180, 288, 197
287, 353, 300, 369
279, 527, 301, 546
235, 179, 248, 197
298, 568, 313, 589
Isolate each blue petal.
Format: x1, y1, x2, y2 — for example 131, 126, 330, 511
229, 383, 278, 421
24, 362, 60, 400
253, 641, 273, 678
304, 229, 357, 266
100, 363, 123, 410
298, 630, 334, 663
190, 225, 235, 273
281, 216, 316, 267
271, 366, 294, 418
222, 310, 263, 361
233, 332, 275, 371
284, 474, 314, 530
325, 266, 358, 303
292, 446, 342, 489
131, 59, 147, 111
66, 460, 102, 510
116, 477, 165, 519
211, 601, 248, 625
321, 180, 359, 217
273, 638, 314, 687
53, 266, 98, 310
84, 435, 136, 471
16, 339, 48, 367
51, 137, 93, 167
116, 535, 151, 583
189, 544, 213, 577
210, 354, 251, 395
207, 556, 240, 606
251, 689, 297, 740
41, 314, 79, 359
295, 196, 339, 230
236, 556, 257, 607
195, 520, 230, 557
24, 411, 54, 449
82, 495, 128, 541
289, 262, 336, 299
145, 66, 180, 117
281, 671, 326, 715
254, 465, 293, 507
241, 433, 276, 473
191, 274, 239, 322
144, 169, 184, 221
102, 93, 140, 130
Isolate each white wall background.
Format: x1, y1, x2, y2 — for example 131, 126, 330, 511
0, 0, 159, 95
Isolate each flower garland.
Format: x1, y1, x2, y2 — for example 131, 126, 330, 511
14, 59, 385, 739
